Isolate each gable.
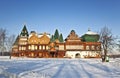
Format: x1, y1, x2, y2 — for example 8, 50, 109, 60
65, 30, 81, 42
28, 34, 39, 44
39, 34, 50, 44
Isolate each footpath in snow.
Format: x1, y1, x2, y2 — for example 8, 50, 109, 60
0, 56, 120, 78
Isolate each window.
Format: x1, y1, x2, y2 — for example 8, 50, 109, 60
31, 45, 35, 50
19, 47, 21, 50
35, 46, 37, 50
46, 46, 48, 50
21, 46, 26, 50
43, 46, 45, 50
91, 45, 95, 50
39, 46, 41, 50
28, 45, 31, 50
24, 47, 26, 50
86, 46, 89, 50
22, 47, 24, 50
28, 45, 38, 50
96, 46, 100, 50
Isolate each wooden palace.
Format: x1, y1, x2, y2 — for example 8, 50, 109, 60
12, 25, 101, 58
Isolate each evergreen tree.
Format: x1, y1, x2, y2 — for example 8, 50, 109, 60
20, 25, 29, 37
50, 35, 55, 42
54, 29, 59, 40
59, 33, 64, 42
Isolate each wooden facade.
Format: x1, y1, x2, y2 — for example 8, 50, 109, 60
12, 26, 101, 58
64, 30, 101, 58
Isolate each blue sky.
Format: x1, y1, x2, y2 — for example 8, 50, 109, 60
0, 0, 120, 38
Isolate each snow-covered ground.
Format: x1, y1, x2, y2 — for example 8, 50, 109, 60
0, 56, 120, 78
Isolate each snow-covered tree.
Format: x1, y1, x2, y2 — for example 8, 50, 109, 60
5, 35, 15, 52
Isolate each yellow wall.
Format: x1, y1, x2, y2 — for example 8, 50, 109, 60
28, 34, 39, 44
39, 34, 50, 44
28, 33, 50, 44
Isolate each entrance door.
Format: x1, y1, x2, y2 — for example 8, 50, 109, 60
75, 53, 80, 58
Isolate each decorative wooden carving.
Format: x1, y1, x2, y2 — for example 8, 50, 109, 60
65, 30, 81, 41
39, 33, 50, 44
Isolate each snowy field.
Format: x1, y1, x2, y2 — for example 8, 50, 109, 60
0, 56, 120, 78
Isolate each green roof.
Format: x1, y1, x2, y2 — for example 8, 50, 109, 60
71, 30, 75, 33
81, 34, 99, 42
20, 25, 29, 37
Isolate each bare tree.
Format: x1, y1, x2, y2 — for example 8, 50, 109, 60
0, 28, 15, 58
5, 35, 15, 52
5, 35, 15, 58
0, 28, 6, 55
99, 26, 115, 62
116, 39, 120, 52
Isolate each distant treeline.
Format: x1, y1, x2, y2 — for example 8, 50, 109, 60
108, 54, 120, 58
0, 52, 120, 58
0, 52, 10, 56
101, 54, 120, 58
